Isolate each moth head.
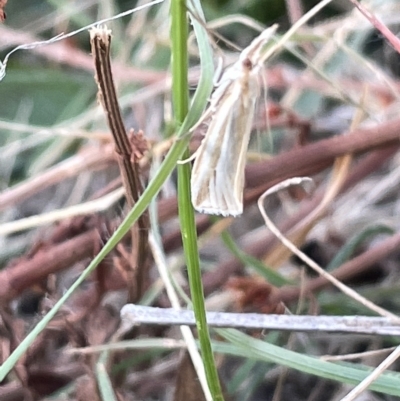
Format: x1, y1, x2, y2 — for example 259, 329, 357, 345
242, 57, 253, 70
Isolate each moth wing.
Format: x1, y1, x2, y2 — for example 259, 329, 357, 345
191, 79, 257, 216
214, 91, 257, 215
191, 93, 236, 215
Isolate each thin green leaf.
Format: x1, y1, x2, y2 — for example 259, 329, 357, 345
171, 0, 223, 399
96, 352, 118, 401
327, 225, 394, 271
216, 328, 400, 397
220, 229, 290, 287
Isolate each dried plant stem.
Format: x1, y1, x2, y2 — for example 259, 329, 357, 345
246, 116, 400, 190
0, 230, 100, 301
258, 178, 399, 321
272, 230, 400, 306
0, 144, 114, 212
90, 27, 149, 302
148, 233, 211, 401
285, 0, 304, 24
0, 188, 124, 236
0, 0, 6, 22
347, 0, 400, 54
121, 305, 400, 336
341, 345, 400, 401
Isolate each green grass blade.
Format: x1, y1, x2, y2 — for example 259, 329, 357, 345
216, 328, 400, 397
327, 224, 394, 271
96, 352, 118, 401
220, 229, 291, 287
170, 0, 224, 399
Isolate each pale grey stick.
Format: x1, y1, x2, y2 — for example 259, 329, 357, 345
121, 305, 400, 336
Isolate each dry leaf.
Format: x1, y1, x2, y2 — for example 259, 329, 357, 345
173, 351, 232, 401
174, 352, 206, 401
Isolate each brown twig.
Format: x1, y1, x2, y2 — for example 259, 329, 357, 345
348, 0, 400, 54
246, 116, 400, 190
270, 230, 400, 306
90, 26, 149, 302
0, 144, 115, 212
0, 229, 100, 301
257, 177, 397, 319
0, 0, 6, 22
0, 195, 180, 303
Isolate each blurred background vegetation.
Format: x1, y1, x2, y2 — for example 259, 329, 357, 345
3, 0, 400, 400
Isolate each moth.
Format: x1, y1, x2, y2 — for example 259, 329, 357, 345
191, 25, 278, 217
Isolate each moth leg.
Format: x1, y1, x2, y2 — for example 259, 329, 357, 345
177, 150, 198, 165
213, 56, 224, 87
188, 106, 213, 133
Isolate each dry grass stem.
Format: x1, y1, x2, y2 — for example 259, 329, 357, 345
121, 305, 400, 336
341, 345, 400, 401
90, 26, 149, 302
258, 178, 399, 321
